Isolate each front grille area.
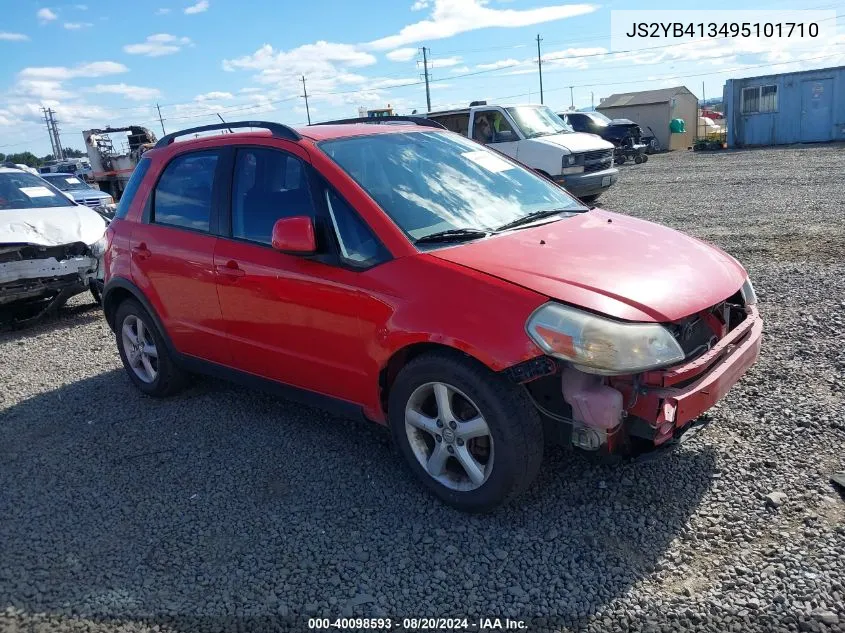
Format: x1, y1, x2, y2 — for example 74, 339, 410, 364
81, 197, 104, 207
669, 300, 749, 360
579, 149, 614, 173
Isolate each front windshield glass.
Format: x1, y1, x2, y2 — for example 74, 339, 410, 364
0, 172, 75, 210
506, 105, 571, 137
43, 175, 91, 191
320, 131, 585, 243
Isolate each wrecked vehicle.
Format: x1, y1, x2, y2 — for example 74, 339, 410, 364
83, 125, 156, 200
102, 119, 762, 512
1, 166, 107, 322
40, 172, 116, 217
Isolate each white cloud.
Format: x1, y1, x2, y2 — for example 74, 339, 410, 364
37, 7, 58, 22
64, 22, 93, 30
156, 7, 171, 14
386, 47, 418, 62
15, 79, 73, 100
224, 41, 376, 72
367, 0, 597, 50
19, 61, 128, 80
411, 0, 429, 9
184, 0, 209, 14
429, 56, 462, 68
195, 91, 234, 101
476, 58, 521, 71
239, 87, 263, 93
123, 33, 192, 57
449, 65, 470, 73
86, 83, 162, 101
0, 32, 29, 41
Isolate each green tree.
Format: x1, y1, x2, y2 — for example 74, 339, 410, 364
62, 147, 86, 158
5, 152, 40, 167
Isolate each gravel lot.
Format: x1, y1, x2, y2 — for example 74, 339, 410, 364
1, 144, 843, 633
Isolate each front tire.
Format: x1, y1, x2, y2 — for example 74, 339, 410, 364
115, 299, 187, 397
388, 352, 543, 512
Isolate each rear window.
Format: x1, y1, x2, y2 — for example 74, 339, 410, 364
152, 151, 220, 232
114, 158, 151, 220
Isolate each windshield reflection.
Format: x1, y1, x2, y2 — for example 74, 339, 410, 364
506, 105, 572, 138
320, 131, 584, 244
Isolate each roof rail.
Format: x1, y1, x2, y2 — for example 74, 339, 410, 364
311, 115, 446, 130
154, 120, 301, 148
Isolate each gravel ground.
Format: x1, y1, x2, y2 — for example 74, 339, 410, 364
1, 144, 843, 633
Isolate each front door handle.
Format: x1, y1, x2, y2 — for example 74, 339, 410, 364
132, 243, 151, 259
216, 260, 245, 278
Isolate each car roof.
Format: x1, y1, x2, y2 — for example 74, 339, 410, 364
150, 122, 437, 155
0, 167, 27, 174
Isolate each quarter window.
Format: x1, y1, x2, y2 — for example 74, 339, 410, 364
115, 158, 151, 220
741, 85, 778, 114
153, 151, 219, 232
231, 147, 316, 245
325, 189, 388, 266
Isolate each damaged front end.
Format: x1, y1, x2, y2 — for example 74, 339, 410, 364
0, 241, 101, 321
514, 282, 763, 456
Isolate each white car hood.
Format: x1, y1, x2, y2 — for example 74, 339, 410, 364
531, 132, 614, 153
0, 205, 107, 247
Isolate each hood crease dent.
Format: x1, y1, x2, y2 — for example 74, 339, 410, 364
0, 206, 107, 247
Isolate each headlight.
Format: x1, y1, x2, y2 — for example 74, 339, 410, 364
88, 234, 108, 258
740, 277, 756, 306
526, 303, 685, 374
562, 154, 577, 167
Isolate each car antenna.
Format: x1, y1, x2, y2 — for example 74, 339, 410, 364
216, 113, 234, 134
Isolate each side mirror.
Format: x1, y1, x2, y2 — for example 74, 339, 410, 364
271, 216, 316, 254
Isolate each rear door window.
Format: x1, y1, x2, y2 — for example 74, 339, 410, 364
153, 151, 220, 232
114, 158, 151, 220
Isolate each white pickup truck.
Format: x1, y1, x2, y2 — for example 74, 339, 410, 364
428, 102, 618, 201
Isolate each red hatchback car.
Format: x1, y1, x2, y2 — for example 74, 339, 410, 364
103, 119, 762, 512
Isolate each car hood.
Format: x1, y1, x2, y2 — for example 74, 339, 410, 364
531, 132, 615, 153
68, 189, 111, 201
0, 205, 107, 247
430, 209, 747, 322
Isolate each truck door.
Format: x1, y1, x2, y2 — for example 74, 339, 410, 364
469, 108, 520, 159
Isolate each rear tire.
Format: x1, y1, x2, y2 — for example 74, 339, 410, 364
388, 351, 543, 512
114, 299, 187, 397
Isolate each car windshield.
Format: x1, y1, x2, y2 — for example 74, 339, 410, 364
0, 171, 75, 210
43, 175, 91, 191
319, 131, 585, 244
506, 105, 572, 137
589, 112, 612, 125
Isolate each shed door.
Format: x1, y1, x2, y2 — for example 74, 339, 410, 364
800, 79, 833, 143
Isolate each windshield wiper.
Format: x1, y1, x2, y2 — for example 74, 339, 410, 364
496, 209, 578, 231
415, 228, 491, 244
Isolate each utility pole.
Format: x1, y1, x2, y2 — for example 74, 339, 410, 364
591, 92, 594, 109
420, 47, 432, 113
48, 109, 63, 160
156, 103, 166, 135
301, 75, 311, 125
42, 107, 58, 159
569, 86, 574, 109
536, 34, 544, 105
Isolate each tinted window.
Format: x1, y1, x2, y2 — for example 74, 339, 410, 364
153, 151, 219, 232
115, 159, 151, 220
473, 109, 516, 144
320, 132, 584, 243
231, 147, 315, 245
325, 189, 388, 266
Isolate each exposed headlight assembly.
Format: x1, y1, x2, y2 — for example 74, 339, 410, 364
739, 277, 757, 306
526, 303, 685, 375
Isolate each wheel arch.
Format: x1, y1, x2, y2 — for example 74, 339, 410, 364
102, 277, 175, 355
377, 342, 493, 418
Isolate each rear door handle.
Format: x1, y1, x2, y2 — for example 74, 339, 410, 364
216, 260, 245, 278
132, 243, 151, 259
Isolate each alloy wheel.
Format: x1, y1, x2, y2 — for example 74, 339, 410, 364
404, 381, 494, 491
121, 314, 159, 384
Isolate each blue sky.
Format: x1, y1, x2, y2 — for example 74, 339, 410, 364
1, 0, 842, 155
